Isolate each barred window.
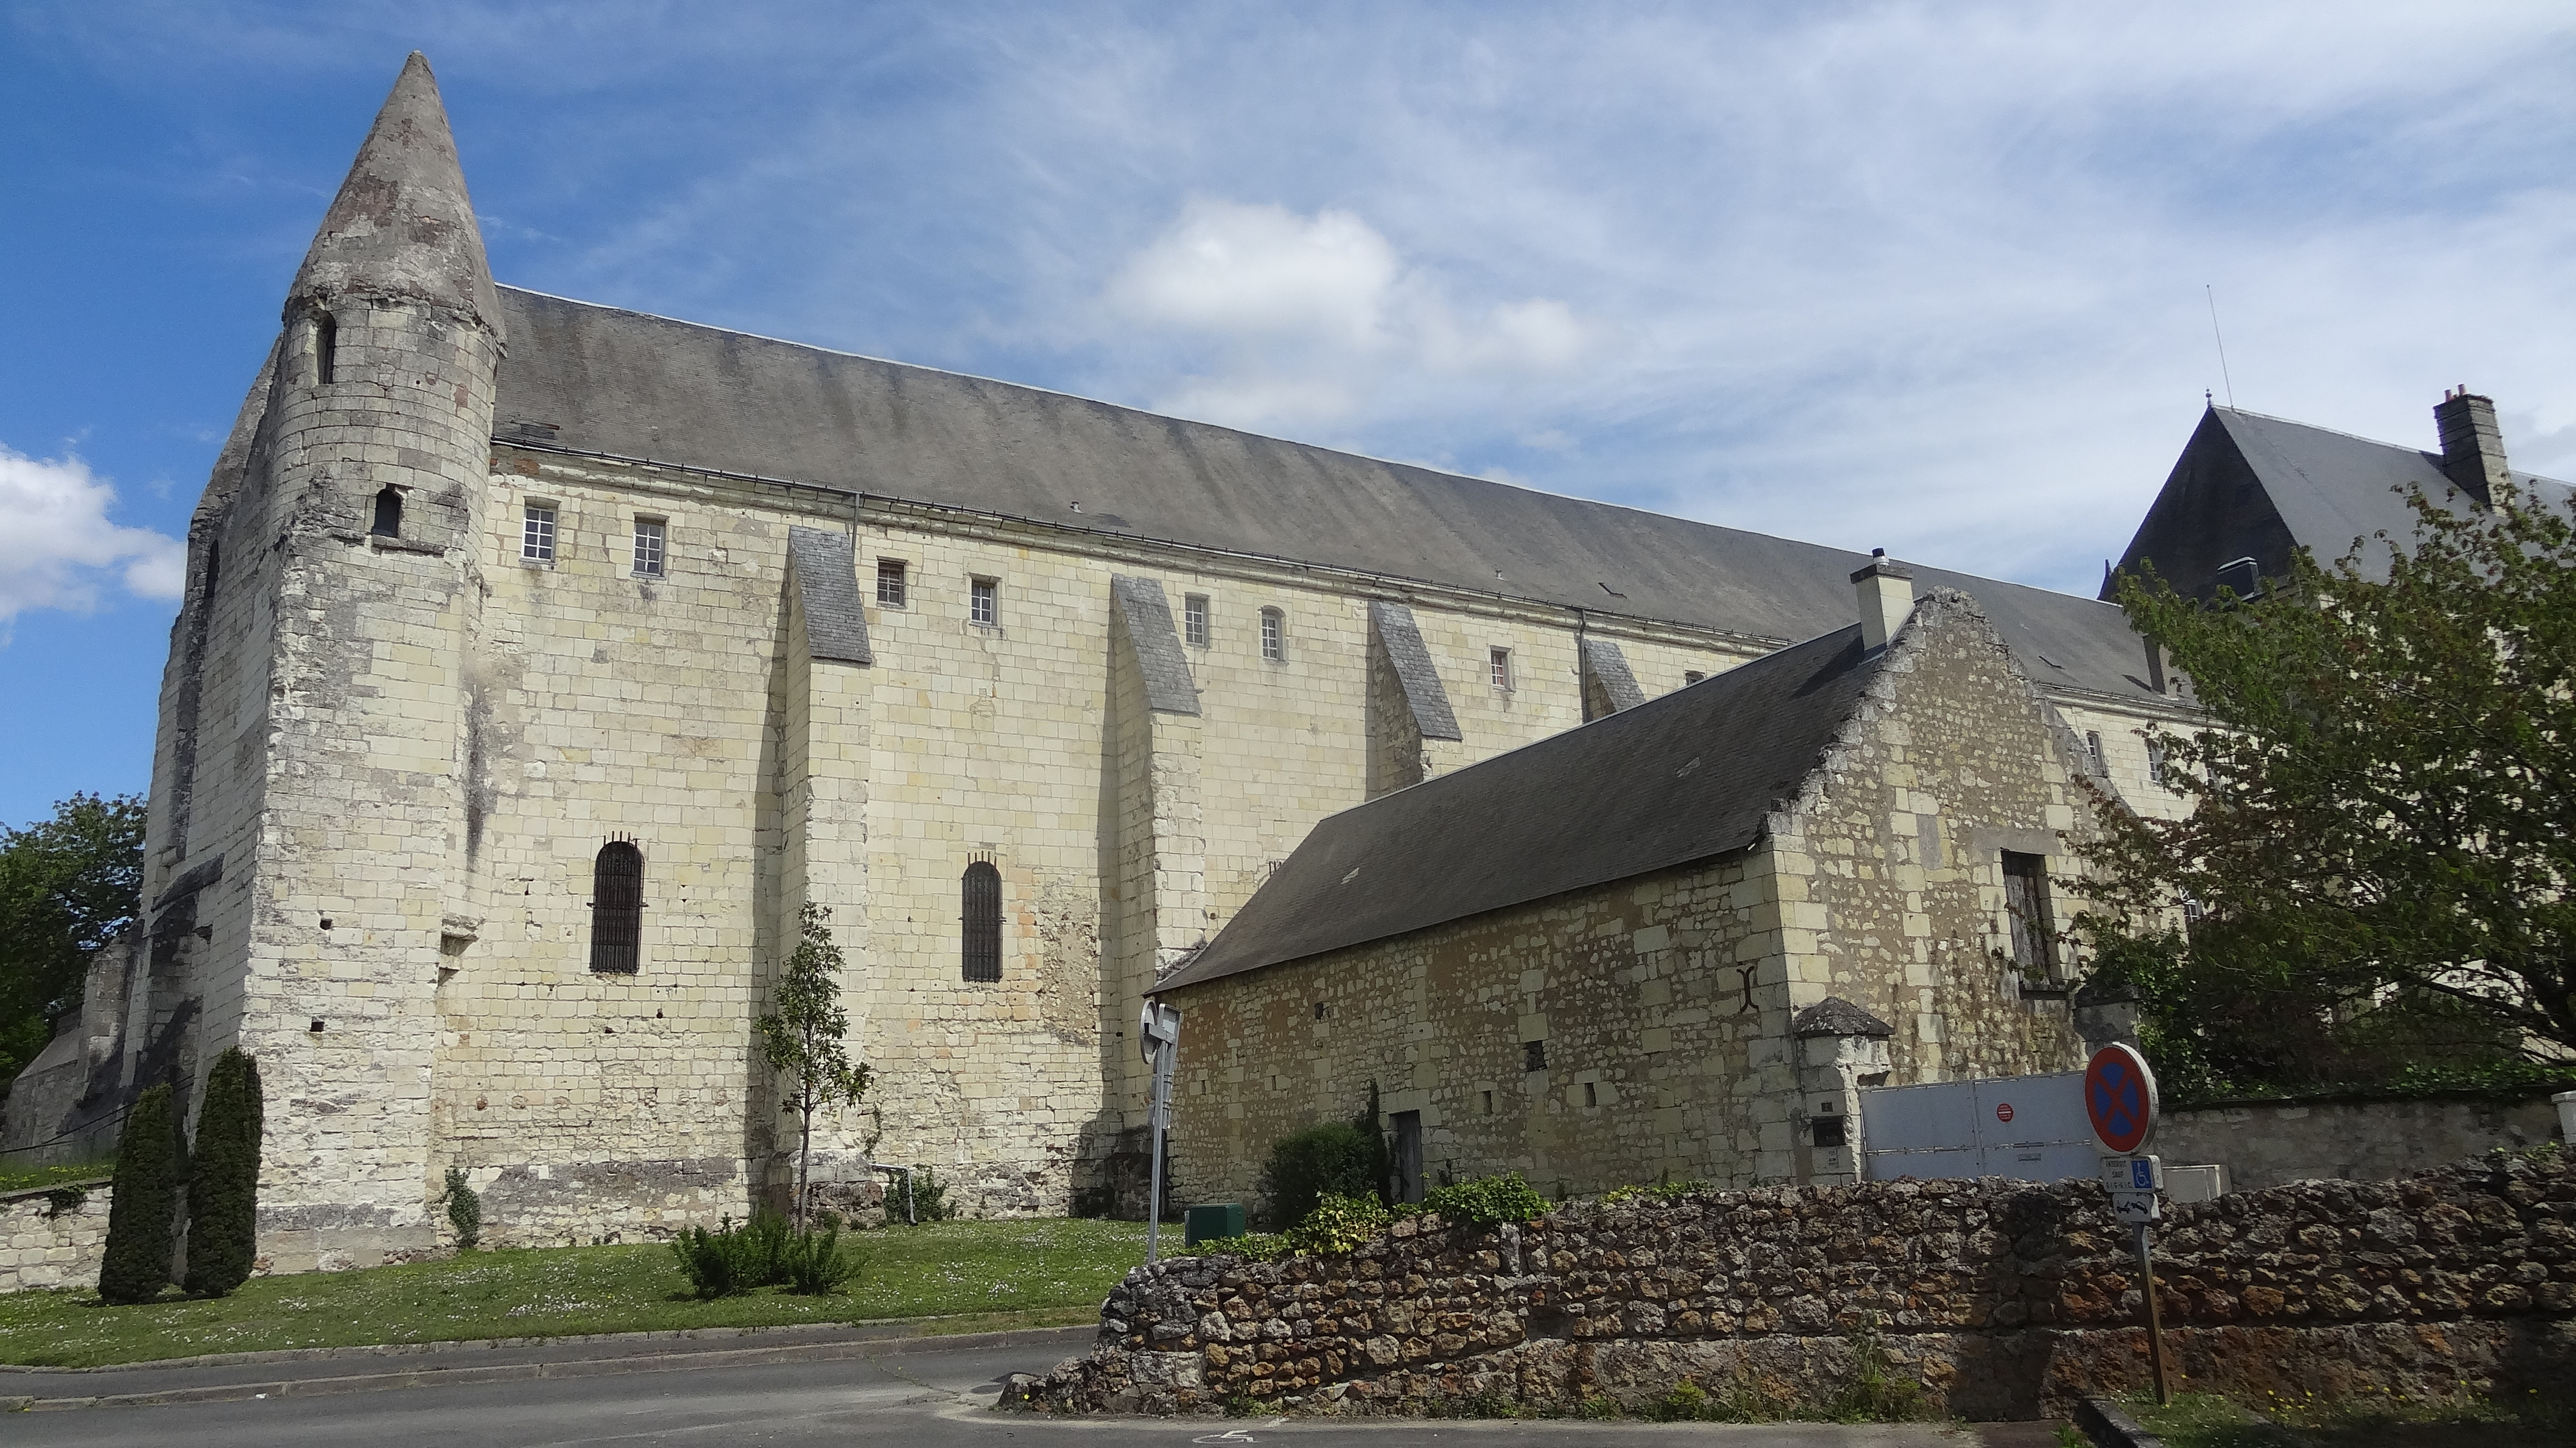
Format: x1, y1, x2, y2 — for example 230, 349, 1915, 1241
970, 577, 998, 627
877, 559, 907, 607
2085, 731, 2106, 775
2147, 741, 2168, 786
521, 502, 557, 563
1260, 607, 1284, 662
1184, 593, 1210, 648
590, 841, 643, 973
961, 860, 1002, 982
632, 518, 666, 577
1490, 648, 1512, 690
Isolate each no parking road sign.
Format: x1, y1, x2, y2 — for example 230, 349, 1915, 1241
2084, 1043, 2158, 1154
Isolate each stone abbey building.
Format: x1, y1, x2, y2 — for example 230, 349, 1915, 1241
18, 55, 2265, 1268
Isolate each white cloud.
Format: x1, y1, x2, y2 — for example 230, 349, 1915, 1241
1103, 197, 1599, 429
0, 446, 186, 637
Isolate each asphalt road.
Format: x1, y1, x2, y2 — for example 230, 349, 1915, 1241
4, 1338, 2061, 1448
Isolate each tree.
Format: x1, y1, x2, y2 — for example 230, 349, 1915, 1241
2085, 479, 2576, 1075
183, 1049, 263, 1295
0, 792, 146, 1097
99, 1083, 184, 1304
758, 904, 872, 1231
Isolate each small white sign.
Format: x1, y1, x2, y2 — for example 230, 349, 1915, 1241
2099, 1154, 2163, 1191
2110, 1189, 2162, 1225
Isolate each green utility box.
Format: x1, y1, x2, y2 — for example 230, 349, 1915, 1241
1183, 1202, 1245, 1245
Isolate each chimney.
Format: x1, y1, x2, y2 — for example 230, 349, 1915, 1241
1850, 548, 1914, 651
2433, 386, 2509, 508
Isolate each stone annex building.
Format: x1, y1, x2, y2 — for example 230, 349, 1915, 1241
12, 53, 2547, 1269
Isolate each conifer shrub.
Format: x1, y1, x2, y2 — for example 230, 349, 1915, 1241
98, 1083, 183, 1304
182, 1048, 262, 1296
907, 1165, 955, 1223
669, 1208, 795, 1298
780, 1215, 865, 1294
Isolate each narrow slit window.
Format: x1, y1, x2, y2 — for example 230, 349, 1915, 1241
521, 502, 557, 563
1260, 607, 1284, 662
2000, 851, 2057, 980
369, 487, 402, 538
314, 313, 338, 385
1523, 1039, 1547, 1073
970, 577, 998, 627
961, 860, 1002, 982
2147, 741, 2168, 787
2085, 731, 2106, 775
590, 841, 643, 973
203, 540, 220, 601
1184, 593, 1210, 648
1490, 648, 1512, 690
877, 559, 908, 607
632, 518, 666, 577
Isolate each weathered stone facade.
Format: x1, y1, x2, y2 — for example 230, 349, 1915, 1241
0, 1181, 110, 1295
34, 54, 2198, 1272
1004, 1152, 2576, 1420
1159, 590, 2114, 1204
2158, 1091, 2569, 1194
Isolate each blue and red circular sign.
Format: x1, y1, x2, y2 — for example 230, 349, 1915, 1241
2084, 1043, 2158, 1154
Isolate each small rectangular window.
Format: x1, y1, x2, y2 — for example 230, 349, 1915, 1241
1490, 647, 1512, 690
1813, 1115, 1847, 1148
2085, 730, 2105, 775
1260, 607, 1284, 662
1185, 593, 1210, 648
521, 503, 557, 563
2001, 851, 2057, 979
877, 559, 908, 608
970, 576, 999, 627
632, 518, 666, 577
1523, 1039, 1547, 1073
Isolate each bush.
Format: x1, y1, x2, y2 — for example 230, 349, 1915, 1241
1258, 1122, 1379, 1230
1423, 1172, 1548, 1226
907, 1166, 955, 1223
442, 1166, 482, 1249
182, 1048, 262, 1295
1285, 1191, 1389, 1255
98, 1083, 183, 1304
780, 1216, 864, 1294
670, 1208, 794, 1297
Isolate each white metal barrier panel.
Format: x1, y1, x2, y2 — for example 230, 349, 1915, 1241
1859, 1070, 2098, 1183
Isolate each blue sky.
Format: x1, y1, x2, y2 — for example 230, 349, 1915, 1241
7, 2, 2576, 827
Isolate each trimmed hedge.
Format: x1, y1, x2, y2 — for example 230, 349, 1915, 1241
183, 1048, 262, 1296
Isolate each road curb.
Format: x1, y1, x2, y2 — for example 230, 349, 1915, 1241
3, 1323, 1096, 1412
2074, 1396, 2165, 1448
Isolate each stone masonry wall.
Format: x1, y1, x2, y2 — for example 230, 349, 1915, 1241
1007, 1152, 2576, 1421
0, 1181, 110, 1294
2159, 1092, 2567, 1193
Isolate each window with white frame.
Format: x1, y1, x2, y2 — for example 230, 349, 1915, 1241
1259, 607, 1284, 661
1184, 593, 1210, 648
1490, 647, 1512, 690
632, 518, 666, 577
877, 559, 907, 607
970, 576, 998, 627
521, 502, 557, 563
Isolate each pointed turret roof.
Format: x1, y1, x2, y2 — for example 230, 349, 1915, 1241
288, 52, 501, 338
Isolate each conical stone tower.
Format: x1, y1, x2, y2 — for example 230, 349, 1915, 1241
134, 52, 505, 1271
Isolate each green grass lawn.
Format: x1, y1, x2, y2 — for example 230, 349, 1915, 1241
0, 1160, 114, 1196
2126, 1389, 2572, 1448
0, 1217, 1144, 1368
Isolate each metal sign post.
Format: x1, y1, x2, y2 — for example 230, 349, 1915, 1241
2087, 1044, 2170, 1406
1139, 1001, 1183, 1265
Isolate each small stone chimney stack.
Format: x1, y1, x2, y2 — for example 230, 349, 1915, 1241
2433, 386, 2510, 508
1850, 548, 1915, 652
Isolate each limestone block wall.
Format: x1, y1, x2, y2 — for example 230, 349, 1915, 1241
0, 1182, 110, 1295
2158, 1092, 2568, 1192
1007, 1152, 2576, 1421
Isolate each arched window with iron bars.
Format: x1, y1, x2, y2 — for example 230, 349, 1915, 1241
591, 840, 643, 973
961, 859, 1001, 982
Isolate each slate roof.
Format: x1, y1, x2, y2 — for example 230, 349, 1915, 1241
786, 527, 872, 665
1793, 997, 1896, 1039
2110, 406, 2575, 601
1155, 621, 1886, 992
488, 287, 2168, 705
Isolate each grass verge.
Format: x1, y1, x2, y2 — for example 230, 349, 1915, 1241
0, 1216, 1141, 1368
2126, 1387, 2572, 1447
0, 1160, 114, 1196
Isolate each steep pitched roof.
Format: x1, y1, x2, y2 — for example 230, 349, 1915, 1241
2109, 406, 2574, 601
488, 287, 2167, 704
289, 53, 502, 335
1155, 620, 1887, 991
